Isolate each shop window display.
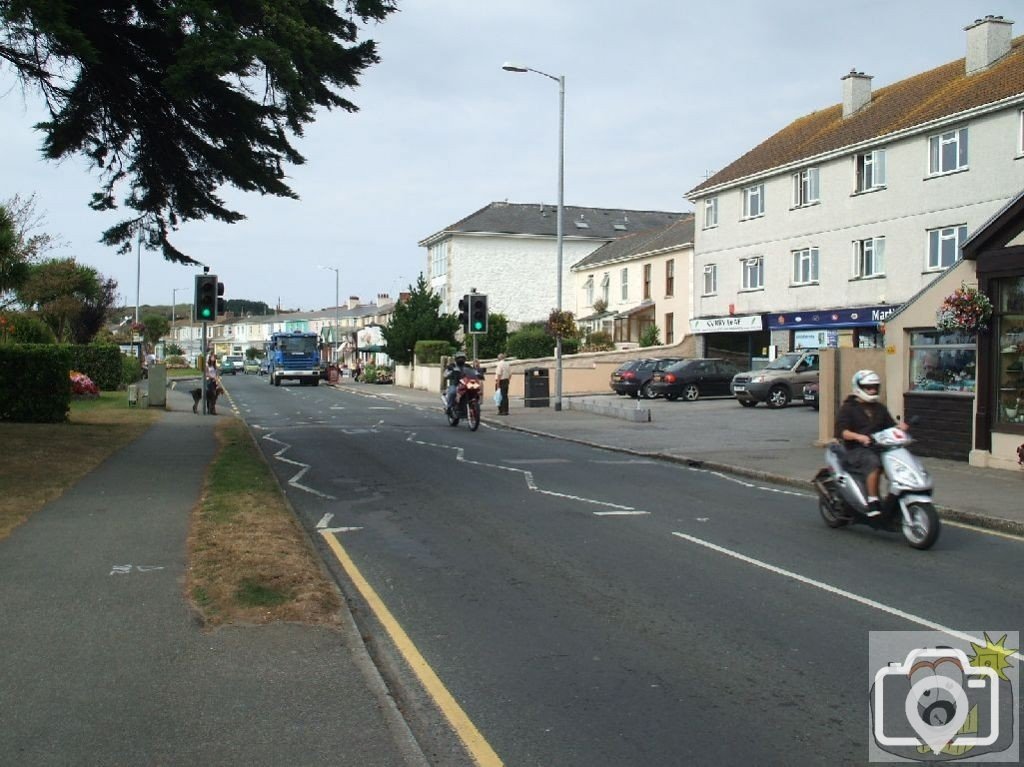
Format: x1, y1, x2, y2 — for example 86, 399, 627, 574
909, 330, 976, 393
995, 276, 1024, 426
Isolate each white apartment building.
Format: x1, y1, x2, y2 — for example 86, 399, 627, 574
686, 15, 1024, 363
572, 215, 695, 348
419, 202, 683, 324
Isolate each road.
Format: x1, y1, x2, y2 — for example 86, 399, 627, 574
227, 374, 1024, 766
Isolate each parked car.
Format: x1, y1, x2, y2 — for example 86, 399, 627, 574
610, 357, 684, 399
243, 358, 260, 375
803, 381, 819, 410
223, 355, 244, 375
609, 359, 650, 397
730, 350, 820, 408
649, 358, 742, 401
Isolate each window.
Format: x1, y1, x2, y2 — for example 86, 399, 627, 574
742, 184, 764, 219
621, 268, 628, 301
792, 168, 820, 207
703, 197, 718, 228
856, 149, 886, 192
643, 264, 652, 300
664, 313, 674, 345
703, 264, 717, 296
665, 259, 675, 297
927, 225, 968, 270
853, 237, 886, 278
741, 257, 764, 290
429, 242, 446, 278
583, 275, 594, 306
909, 330, 976, 394
792, 248, 819, 285
928, 127, 968, 175
600, 272, 610, 303
995, 276, 1024, 426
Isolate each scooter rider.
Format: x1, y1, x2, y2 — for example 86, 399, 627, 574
445, 352, 472, 412
835, 369, 907, 517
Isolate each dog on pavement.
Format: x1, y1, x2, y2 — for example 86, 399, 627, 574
191, 382, 225, 414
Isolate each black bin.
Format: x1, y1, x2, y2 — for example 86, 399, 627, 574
523, 367, 550, 408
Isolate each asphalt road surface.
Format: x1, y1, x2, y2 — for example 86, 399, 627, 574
227, 375, 1024, 766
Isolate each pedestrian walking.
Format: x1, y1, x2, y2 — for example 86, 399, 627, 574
494, 353, 511, 415
205, 351, 221, 414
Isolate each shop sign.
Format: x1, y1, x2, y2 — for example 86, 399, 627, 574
768, 304, 896, 330
689, 315, 764, 333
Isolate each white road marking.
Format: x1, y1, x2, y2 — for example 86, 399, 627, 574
686, 467, 811, 498
262, 433, 337, 500
591, 459, 657, 465
593, 510, 651, 516
407, 432, 644, 514
671, 531, 1024, 662
504, 458, 570, 465
321, 526, 364, 534
316, 513, 334, 529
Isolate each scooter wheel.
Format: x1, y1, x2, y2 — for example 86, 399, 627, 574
818, 497, 849, 528
902, 502, 940, 550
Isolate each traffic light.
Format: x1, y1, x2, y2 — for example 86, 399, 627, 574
457, 294, 469, 334
216, 281, 226, 316
470, 294, 488, 334
195, 274, 218, 321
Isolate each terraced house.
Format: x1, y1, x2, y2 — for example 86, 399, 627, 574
686, 14, 1024, 364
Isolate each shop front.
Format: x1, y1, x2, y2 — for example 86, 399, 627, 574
961, 190, 1024, 470
768, 305, 896, 351
689, 314, 769, 367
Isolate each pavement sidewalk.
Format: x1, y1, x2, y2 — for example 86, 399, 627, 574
351, 381, 1024, 537
0, 386, 426, 767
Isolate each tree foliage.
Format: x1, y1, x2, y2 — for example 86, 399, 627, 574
0, 194, 64, 307
141, 312, 169, 350
381, 274, 459, 366
639, 324, 661, 348
475, 312, 508, 359
15, 258, 112, 342
0, 0, 398, 264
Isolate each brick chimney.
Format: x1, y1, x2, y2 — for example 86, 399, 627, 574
841, 69, 872, 118
346, 296, 360, 310
965, 15, 1013, 75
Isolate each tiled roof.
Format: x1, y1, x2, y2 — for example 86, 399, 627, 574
420, 201, 684, 244
571, 214, 695, 270
688, 36, 1024, 197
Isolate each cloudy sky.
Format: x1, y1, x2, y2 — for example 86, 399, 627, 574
1, 0, 1016, 312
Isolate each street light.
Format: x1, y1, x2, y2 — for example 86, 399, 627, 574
170, 286, 190, 354
318, 265, 340, 364
503, 61, 565, 411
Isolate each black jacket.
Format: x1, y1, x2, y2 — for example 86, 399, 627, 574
835, 395, 896, 447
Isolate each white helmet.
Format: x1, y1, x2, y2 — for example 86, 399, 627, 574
851, 369, 881, 403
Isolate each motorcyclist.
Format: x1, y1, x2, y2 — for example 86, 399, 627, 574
444, 352, 474, 412
835, 369, 907, 517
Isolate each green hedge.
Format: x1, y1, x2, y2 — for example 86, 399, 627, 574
69, 344, 125, 390
415, 340, 455, 364
0, 344, 71, 423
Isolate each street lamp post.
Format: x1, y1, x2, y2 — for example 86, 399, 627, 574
502, 61, 565, 411
171, 286, 189, 354
318, 265, 340, 364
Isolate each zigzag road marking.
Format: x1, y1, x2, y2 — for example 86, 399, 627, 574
262, 432, 337, 500
406, 432, 647, 515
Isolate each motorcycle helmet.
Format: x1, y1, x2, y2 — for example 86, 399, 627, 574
454, 352, 467, 365
851, 369, 881, 403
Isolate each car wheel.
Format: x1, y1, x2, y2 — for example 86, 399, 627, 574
739, 400, 757, 408
682, 384, 700, 402
767, 385, 790, 409
640, 382, 653, 399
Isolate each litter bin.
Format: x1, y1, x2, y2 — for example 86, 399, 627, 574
523, 367, 550, 408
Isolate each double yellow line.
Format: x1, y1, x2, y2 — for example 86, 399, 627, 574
321, 533, 504, 767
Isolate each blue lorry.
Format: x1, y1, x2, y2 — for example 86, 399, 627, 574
266, 331, 322, 387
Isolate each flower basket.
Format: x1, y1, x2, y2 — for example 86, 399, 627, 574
935, 283, 992, 333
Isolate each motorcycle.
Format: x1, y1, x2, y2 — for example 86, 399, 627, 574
442, 373, 482, 431
812, 424, 940, 550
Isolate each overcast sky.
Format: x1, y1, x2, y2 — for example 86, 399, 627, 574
1, 0, 1017, 312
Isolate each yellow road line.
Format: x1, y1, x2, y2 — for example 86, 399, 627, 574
321, 532, 504, 767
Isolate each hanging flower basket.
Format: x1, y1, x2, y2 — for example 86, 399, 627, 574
935, 283, 993, 333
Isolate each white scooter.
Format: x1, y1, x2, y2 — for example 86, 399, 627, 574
812, 425, 940, 550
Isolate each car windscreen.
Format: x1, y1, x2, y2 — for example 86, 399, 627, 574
764, 353, 802, 371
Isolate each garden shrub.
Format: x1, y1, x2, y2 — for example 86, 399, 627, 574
0, 313, 57, 344
0, 343, 71, 423
584, 330, 615, 351
415, 340, 454, 364
68, 344, 123, 390
122, 355, 144, 385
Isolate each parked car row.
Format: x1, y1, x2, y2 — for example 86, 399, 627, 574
609, 350, 821, 408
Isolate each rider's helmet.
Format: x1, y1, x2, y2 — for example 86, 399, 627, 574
851, 369, 881, 403
454, 352, 467, 366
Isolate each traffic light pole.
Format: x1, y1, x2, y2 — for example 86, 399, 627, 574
201, 322, 209, 415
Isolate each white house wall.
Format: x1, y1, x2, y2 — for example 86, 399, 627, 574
692, 107, 1024, 322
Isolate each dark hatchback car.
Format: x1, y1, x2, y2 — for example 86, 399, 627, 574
610, 357, 684, 399
803, 381, 820, 410
649, 358, 742, 401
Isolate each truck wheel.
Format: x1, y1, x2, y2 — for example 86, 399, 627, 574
767, 385, 790, 408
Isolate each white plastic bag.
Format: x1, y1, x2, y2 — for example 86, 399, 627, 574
493, 389, 503, 406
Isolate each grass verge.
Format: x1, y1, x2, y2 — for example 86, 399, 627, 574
0, 392, 159, 540
186, 417, 341, 627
